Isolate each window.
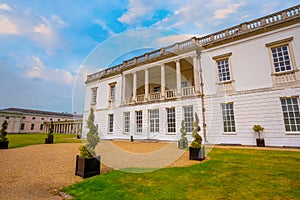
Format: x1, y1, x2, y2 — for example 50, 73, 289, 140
181, 81, 188, 88
167, 108, 176, 133
153, 86, 160, 93
221, 103, 236, 133
184, 106, 193, 132
109, 83, 116, 101
22, 116, 26, 119
41, 118, 44, 120
271, 45, 292, 73
123, 112, 130, 133
108, 114, 113, 133
136, 111, 142, 133
20, 123, 25, 130
32, 117, 35, 120
149, 109, 159, 133
91, 87, 98, 104
5, 116, 9, 119
281, 97, 300, 132
31, 124, 35, 130
217, 59, 231, 82
40, 124, 44, 131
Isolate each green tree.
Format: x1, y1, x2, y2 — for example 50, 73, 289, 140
191, 113, 202, 148
180, 120, 187, 141
80, 108, 99, 158
0, 120, 8, 142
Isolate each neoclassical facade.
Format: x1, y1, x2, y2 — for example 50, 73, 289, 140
0, 108, 82, 134
84, 5, 300, 147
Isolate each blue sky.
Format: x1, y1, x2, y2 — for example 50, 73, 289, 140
0, 0, 298, 114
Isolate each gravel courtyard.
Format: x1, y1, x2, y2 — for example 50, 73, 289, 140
0, 141, 199, 199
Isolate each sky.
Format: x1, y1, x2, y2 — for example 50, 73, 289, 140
0, 0, 298, 114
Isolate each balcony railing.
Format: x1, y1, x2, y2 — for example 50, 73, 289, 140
149, 92, 161, 101
136, 94, 145, 102
166, 90, 176, 99
182, 86, 195, 97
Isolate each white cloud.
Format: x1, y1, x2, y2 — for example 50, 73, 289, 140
0, 15, 19, 35
26, 56, 75, 85
0, 4, 11, 11
94, 19, 115, 35
34, 24, 53, 36
213, 2, 246, 19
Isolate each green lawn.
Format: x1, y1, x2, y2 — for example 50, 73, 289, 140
62, 147, 300, 200
7, 133, 81, 148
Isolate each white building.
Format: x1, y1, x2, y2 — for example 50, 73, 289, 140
84, 5, 300, 147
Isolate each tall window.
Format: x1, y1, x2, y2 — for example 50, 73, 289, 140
40, 124, 44, 131
281, 97, 300, 132
149, 109, 159, 133
271, 45, 292, 73
136, 111, 142, 133
20, 123, 25, 130
31, 124, 35, 130
217, 59, 231, 82
167, 108, 176, 133
221, 103, 236, 133
109, 83, 116, 101
123, 112, 130, 133
91, 87, 97, 104
108, 114, 113, 133
184, 106, 193, 132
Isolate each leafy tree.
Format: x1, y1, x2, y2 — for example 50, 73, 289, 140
0, 120, 8, 142
191, 113, 202, 148
180, 120, 187, 142
80, 108, 99, 158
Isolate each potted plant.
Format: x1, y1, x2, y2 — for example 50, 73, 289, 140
45, 120, 54, 144
75, 108, 100, 178
252, 125, 265, 147
77, 128, 82, 139
178, 120, 188, 149
189, 113, 205, 161
0, 120, 9, 149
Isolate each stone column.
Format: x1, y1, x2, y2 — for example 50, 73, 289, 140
176, 60, 181, 97
145, 69, 149, 101
132, 72, 137, 102
193, 55, 200, 93
122, 74, 126, 104
161, 64, 165, 99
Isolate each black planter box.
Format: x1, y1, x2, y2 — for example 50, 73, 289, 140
178, 139, 188, 149
77, 135, 81, 139
0, 141, 9, 149
256, 138, 265, 147
45, 135, 54, 144
189, 146, 205, 161
75, 155, 101, 178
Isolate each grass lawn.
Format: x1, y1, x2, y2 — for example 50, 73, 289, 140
7, 133, 81, 148
62, 147, 300, 200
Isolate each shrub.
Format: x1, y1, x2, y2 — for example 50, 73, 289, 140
180, 120, 187, 142
0, 120, 8, 142
191, 113, 202, 148
79, 108, 99, 158
47, 120, 54, 138
252, 125, 264, 139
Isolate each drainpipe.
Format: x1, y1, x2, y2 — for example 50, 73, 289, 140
198, 51, 207, 143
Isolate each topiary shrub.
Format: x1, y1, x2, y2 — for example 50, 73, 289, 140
180, 120, 187, 142
0, 120, 8, 142
191, 113, 202, 148
79, 108, 99, 158
252, 124, 264, 139
47, 120, 54, 138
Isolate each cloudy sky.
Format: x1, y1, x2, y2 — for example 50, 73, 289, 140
0, 0, 298, 114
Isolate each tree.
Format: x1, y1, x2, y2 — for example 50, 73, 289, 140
191, 113, 202, 148
79, 108, 99, 158
180, 120, 187, 141
0, 120, 8, 142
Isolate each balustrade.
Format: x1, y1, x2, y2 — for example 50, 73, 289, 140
182, 86, 195, 97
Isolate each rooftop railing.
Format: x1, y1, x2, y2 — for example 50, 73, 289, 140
86, 5, 300, 83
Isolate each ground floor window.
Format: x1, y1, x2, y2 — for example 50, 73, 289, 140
123, 112, 130, 133
167, 108, 176, 133
20, 123, 25, 130
108, 114, 113, 133
183, 106, 193, 132
40, 124, 44, 131
149, 109, 159, 132
221, 103, 236, 133
136, 111, 142, 133
31, 124, 34, 130
281, 97, 300, 132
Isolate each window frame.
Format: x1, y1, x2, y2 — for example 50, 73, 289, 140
123, 112, 130, 133
108, 114, 113, 133
183, 106, 194, 133
280, 96, 300, 134
109, 82, 117, 101
149, 109, 159, 133
221, 102, 236, 134
213, 52, 233, 84
136, 110, 143, 133
166, 107, 176, 134
91, 87, 98, 105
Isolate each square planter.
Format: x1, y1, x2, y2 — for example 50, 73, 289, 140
75, 155, 101, 178
178, 139, 188, 149
0, 141, 9, 149
256, 138, 265, 147
45, 135, 54, 144
189, 146, 205, 161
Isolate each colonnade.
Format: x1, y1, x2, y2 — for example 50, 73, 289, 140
44, 120, 82, 134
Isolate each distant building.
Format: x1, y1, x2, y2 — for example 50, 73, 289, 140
0, 107, 82, 134
83, 5, 300, 147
